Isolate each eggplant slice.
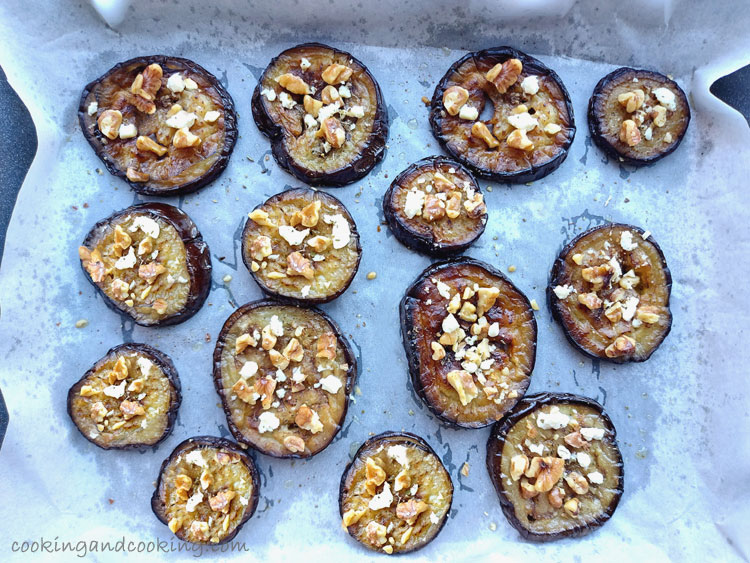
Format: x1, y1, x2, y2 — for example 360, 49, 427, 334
548, 224, 671, 362
384, 156, 487, 256
252, 42, 388, 186
79, 55, 237, 196
339, 431, 453, 555
79, 203, 211, 327
400, 258, 537, 428
588, 68, 690, 165
487, 393, 624, 542
213, 300, 356, 458
241, 188, 361, 304
430, 47, 575, 183
152, 436, 260, 544
67, 343, 180, 449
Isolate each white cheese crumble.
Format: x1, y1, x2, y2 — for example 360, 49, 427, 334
621, 295, 639, 322
118, 123, 137, 139
620, 230, 638, 251
587, 471, 604, 485
269, 315, 284, 336
641, 230, 651, 240
442, 313, 460, 333
103, 381, 126, 398
544, 122, 562, 135
429, 512, 440, 525
387, 445, 410, 467
536, 406, 570, 430
304, 113, 317, 129
580, 427, 605, 441
368, 481, 394, 511
261, 88, 277, 102
347, 105, 365, 118
257, 411, 280, 433
87, 101, 98, 116
458, 105, 478, 120
185, 491, 204, 512
278, 226, 310, 246
300, 285, 311, 297
338, 85, 351, 98
239, 361, 258, 379
404, 189, 425, 219
557, 445, 572, 460
279, 92, 296, 109
291, 367, 307, 384
553, 284, 575, 299
183, 77, 198, 90
652, 87, 676, 111
644, 126, 653, 141
525, 440, 544, 456
576, 452, 592, 468
185, 450, 206, 467
166, 73, 185, 93
300, 57, 311, 70
324, 214, 351, 249
520, 75, 540, 95
204, 110, 220, 123
319, 375, 342, 394
130, 215, 161, 238
137, 357, 154, 376
487, 322, 500, 337
114, 247, 137, 270
436, 280, 452, 300
507, 111, 538, 132
317, 103, 339, 122
165, 110, 197, 130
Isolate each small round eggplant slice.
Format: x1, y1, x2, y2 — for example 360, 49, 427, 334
339, 431, 453, 555
79, 203, 211, 326
548, 224, 671, 362
384, 156, 487, 256
252, 42, 388, 186
152, 436, 260, 544
588, 68, 690, 165
430, 47, 575, 183
213, 300, 356, 458
67, 343, 180, 449
487, 393, 624, 541
400, 258, 537, 428
79, 56, 237, 196
241, 188, 361, 304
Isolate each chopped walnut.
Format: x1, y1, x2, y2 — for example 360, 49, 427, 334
565, 471, 589, 495
316, 332, 337, 360
321, 64, 353, 85
320, 85, 341, 105
208, 490, 236, 513
486, 58, 523, 94
189, 521, 209, 542
605, 335, 636, 358
604, 302, 623, 323
619, 119, 641, 146
90, 401, 107, 423
283, 435, 306, 453
138, 262, 167, 284
235, 333, 256, 354
577, 292, 603, 310
396, 499, 429, 526
297, 201, 321, 228
303, 95, 323, 117
617, 89, 645, 113
548, 487, 565, 509
295, 404, 323, 433
126, 167, 149, 182
471, 121, 500, 149
319, 117, 346, 148
261, 325, 277, 350
341, 509, 365, 528
173, 127, 201, 148
394, 469, 411, 492
286, 251, 315, 280
507, 128, 534, 151
152, 298, 168, 315
422, 194, 446, 222
365, 457, 387, 495
364, 521, 387, 546
111, 279, 130, 301
446, 369, 478, 406
112, 356, 129, 381
581, 264, 613, 287
232, 378, 256, 404
268, 349, 290, 370
97, 110, 123, 140
464, 193, 486, 217
276, 73, 310, 95
476, 286, 500, 317
254, 377, 277, 409
445, 192, 462, 219
431, 341, 446, 361
282, 338, 304, 362
563, 498, 579, 516
249, 209, 275, 227
636, 305, 660, 324
442, 85, 470, 116
119, 400, 145, 420
250, 235, 272, 262
564, 431, 587, 449
519, 478, 538, 499
114, 225, 132, 250
509, 454, 529, 481
527, 456, 565, 493
136, 135, 168, 156
651, 105, 667, 127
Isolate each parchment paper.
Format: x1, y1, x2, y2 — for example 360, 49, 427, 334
0, 1, 749, 561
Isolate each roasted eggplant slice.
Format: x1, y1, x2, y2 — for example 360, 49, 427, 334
67, 343, 180, 449
241, 188, 361, 304
213, 300, 356, 458
339, 431, 453, 555
383, 156, 487, 256
430, 47, 575, 183
400, 258, 536, 428
487, 392, 624, 542
79, 55, 237, 196
252, 42, 388, 186
548, 224, 671, 362
79, 203, 211, 326
588, 68, 690, 165
152, 436, 260, 544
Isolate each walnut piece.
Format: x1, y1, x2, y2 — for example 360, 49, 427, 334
303, 95, 323, 117
507, 128, 534, 151
119, 399, 145, 420
446, 369, 478, 406
208, 490, 236, 513
565, 471, 589, 495
126, 167, 149, 182
442, 85, 470, 116
276, 73, 310, 95
136, 135, 168, 156
97, 110, 123, 140
605, 335, 636, 358
286, 251, 314, 280
250, 235, 272, 261
396, 499, 429, 526
528, 456, 565, 493
445, 192, 462, 219
509, 454, 529, 481
283, 435, 306, 453
138, 262, 167, 284
319, 117, 346, 149
577, 292, 603, 310
306, 235, 331, 252
422, 194, 446, 222
486, 59, 523, 94
173, 127, 201, 148
316, 332, 337, 360
321, 64, 353, 85
617, 89, 645, 113
471, 122, 500, 149
619, 119, 641, 147
476, 287, 500, 317
431, 341, 446, 361
321, 85, 341, 105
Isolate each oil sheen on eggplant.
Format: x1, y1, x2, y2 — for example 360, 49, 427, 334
487, 393, 624, 541
548, 224, 671, 362
79, 56, 237, 196
339, 432, 453, 555
151, 436, 260, 545
400, 258, 537, 428
252, 43, 388, 186
588, 68, 690, 165
67, 343, 180, 449
383, 156, 487, 256
241, 188, 361, 304
213, 300, 356, 458
79, 203, 210, 326
430, 46, 575, 183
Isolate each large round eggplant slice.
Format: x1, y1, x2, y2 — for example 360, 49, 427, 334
78, 203, 211, 327
241, 188, 361, 304
588, 68, 690, 165
548, 224, 671, 363
67, 343, 181, 449
487, 393, 624, 542
400, 258, 537, 428
251, 42, 388, 186
213, 300, 356, 458
429, 47, 575, 183
79, 55, 237, 196
339, 431, 453, 555
151, 436, 260, 544
383, 156, 487, 256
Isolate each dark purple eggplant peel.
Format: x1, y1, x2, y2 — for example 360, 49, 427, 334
430, 46, 575, 183
78, 203, 211, 327
487, 392, 624, 542
79, 55, 237, 196
252, 42, 388, 186
339, 431, 453, 554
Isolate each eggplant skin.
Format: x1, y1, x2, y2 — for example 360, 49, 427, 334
430, 46, 575, 183
251, 42, 388, 187
486, 392, 624, 542
66, 343, 181, 450
80, 203, 211, 327
78, 55, 238, 196
151, 436, 260, 545
547, 223, 672, 363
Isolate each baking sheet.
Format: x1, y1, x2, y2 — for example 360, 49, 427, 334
1, 0, 749, 561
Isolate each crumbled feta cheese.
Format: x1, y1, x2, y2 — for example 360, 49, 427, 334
185, 450, 206, 467
458, 105, 478, 120
166, 73, 185, 93
304, 113, 317, 129
404, 189, 426, 219
87, 101, 98, 116
580, 427, 605, 441
641, 230, 651, 240
261, 88, 277, 102
652, 87, 676, 111
279, 92, 296, 109
130, 216, 160, 239
317, 103, 339, 122
536, 406, 570, 430
368, 481, 394, 511
183, 77, 198, 90
185, 491, 204, 512
557, 445, 572, 460
338, 85, 351, 98
525, 440, 544, 456
507, 112, 538, 132
165, 110, 197, 130
300, 57, 311, 70
291, 367, 307, 384
240, 361, 258, 379
118, 123, 137, 139
204, 110, 221, 123
621, 295, 639, 322
103, 381, 126, 398
347, 105, 365, 118
487, 322, 500, 337
544, 123, 562, 135
276, 388, 286, 399
587, 471, 604, 485
324, 214, 351, 249
239, 495, 249, 506
114, 247, 137, 270
137, 357, 154, 376
442, 313, 460, 333
520, 75, 540, 95
257, 412, 280, 433
269, 315, 284, 336
410, 484, 419, 496
278, 226, 310, 246
301, 285, 311, 297
319, 375, 342, 394
387, 445, 410, 467
608, 257, 623, 283
553, 284, 575, 299
429, 512, 440, 525
275, 369, 287, 382
620, 230, 638, 251
576, 452, 591, 468
644, 126, 653, 141
436, 280, 452, 300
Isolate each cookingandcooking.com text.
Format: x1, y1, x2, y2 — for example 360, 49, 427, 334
10, 536, 250, 557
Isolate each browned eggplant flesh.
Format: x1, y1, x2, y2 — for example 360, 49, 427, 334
588, 68, 690, 164
487, 393, 624, 541
400, 258, 537, 428
430, 47, 575, 183
79, 55, 237, 196
79, 203, 211, 326
383, 156, 487, 255
548, 223, 671, 362
151, 436, 260, 544
213, 300, 356, 458
252, 43, 388, 186
67, 343, 180, 449
339, 432, 453, 554
242, 188, 361, 304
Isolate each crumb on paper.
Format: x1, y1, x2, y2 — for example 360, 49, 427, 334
223, 274, 233, 283
461, 462, 470, 477
508, 265, 516, 273
530, 299, 540, 311
75, 319, 89, 328
367, 271, 377, 280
